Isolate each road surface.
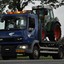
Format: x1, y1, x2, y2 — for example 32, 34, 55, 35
0, 59, 64, 64
0, 49, 64, 64
0, 56, 64, 64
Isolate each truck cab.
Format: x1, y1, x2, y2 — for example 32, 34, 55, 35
0, 13, 38, 44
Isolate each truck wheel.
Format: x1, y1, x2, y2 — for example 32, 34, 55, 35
58, 48, 64, 59
48, 23, 61, 41
29, 46, 40, 59
52, 48, 64, 59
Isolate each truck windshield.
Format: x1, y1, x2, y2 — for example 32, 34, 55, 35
1, 17, 27, 30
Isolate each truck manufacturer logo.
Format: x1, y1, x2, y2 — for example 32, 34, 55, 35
9, 32, 14, 36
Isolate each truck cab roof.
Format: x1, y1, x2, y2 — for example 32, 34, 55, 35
2, 12, 38, 20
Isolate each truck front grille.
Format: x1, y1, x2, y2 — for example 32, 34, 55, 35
0, 37, 23, 42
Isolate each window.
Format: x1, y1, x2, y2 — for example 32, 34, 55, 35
1, 16, 27, 30
28, 17, 35, 32
7, 19, 15, 29
16, 17, 26, 29
50, 9, 54, 19
0, 21, 5, 30
44, 9, 50, 22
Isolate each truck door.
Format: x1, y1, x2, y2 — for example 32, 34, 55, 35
28, 17, 36, 39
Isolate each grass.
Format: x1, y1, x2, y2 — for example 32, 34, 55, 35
17, 54, 53, 60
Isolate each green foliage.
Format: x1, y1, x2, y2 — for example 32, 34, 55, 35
0, 0, 64, 10
40, 0, 64, 9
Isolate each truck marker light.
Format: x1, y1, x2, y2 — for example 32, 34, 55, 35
7, 10, 31, 14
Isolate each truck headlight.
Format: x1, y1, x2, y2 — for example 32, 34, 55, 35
19, 45, 28, 49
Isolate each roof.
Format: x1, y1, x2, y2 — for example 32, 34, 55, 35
2, 13, 37, 19
43, 4, 52, 9
32, 4, 52, 10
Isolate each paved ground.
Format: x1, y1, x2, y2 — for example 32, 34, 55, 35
0, 59, 64, 64
0, 56, 64, 64
0, 46, 64, 64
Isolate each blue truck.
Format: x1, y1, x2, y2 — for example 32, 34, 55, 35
0, 5, 64, 60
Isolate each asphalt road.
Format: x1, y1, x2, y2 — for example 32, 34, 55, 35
0, 56, 64, 64
0, 50, 64, 64
0, 54, 64, 64
0, 59, 64, 64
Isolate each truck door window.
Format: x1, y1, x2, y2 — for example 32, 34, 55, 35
28, 17, 35, 32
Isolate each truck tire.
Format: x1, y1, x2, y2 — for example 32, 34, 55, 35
1, 45, 17, 60
29, 46, 40, 59
52, 48, 64, 59
48, 23, 61, 41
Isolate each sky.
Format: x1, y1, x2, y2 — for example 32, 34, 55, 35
0, 1, 64, 37
53, 6, 64, 37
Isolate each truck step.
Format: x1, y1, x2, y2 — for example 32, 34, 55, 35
40, 47, 58, 50
40, 50, 58, 54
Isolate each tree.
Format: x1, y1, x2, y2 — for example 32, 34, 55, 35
18, 0, 64, 10
1, 0, 64, 12
40, 0, 64, 9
